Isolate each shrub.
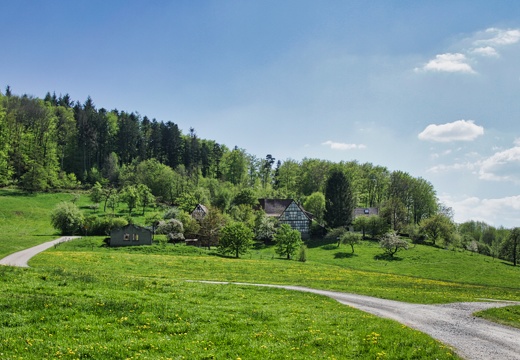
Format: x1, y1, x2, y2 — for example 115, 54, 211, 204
298, 244, 308, 262
50, 202, 84, 235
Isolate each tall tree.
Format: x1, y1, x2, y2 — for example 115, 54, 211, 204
324, 168, 355, 229
504, 227, 520, 266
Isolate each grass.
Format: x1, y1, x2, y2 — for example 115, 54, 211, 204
0, 189, 79, 258
475, 305, 520, 329
1, 190, 520, 358
0, 265, 460, 359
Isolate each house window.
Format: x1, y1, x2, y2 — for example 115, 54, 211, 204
124, 233, 130, 241
133, 234, 139, 241
364, 209, 370, 214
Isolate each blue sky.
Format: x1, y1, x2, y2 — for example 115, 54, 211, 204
2, 1, 520, 227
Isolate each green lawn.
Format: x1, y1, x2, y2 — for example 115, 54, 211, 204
1, 190, 520, 358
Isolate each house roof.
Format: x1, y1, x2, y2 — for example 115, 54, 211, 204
111, 223, 152, 233
353, 207, 379, 217
258, 199, 293, 217
192, 204, 208, 214
257, 199, 314, 220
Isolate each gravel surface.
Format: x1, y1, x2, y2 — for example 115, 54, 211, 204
197, 281, 520, 360
0, 236, 79, 267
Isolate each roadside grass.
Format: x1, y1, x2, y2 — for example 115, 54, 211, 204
0, 265, 460, 360
475, 305, 520, 329
0, 189, 77, 258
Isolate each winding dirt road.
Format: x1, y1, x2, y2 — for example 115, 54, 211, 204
196, 281, 520, 360
2, 239, 519, 359
0, 236, 79, 267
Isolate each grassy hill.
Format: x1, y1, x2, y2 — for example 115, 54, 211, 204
1, 190, 520, 358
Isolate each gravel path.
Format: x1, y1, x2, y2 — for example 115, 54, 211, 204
0, 236, 79, 267
195, 281, 520, 360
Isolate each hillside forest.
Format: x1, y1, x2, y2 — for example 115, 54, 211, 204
0, 86, 518, 263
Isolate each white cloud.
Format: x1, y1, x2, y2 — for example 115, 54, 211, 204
418, 120, 484, 142
477, 28, 520, 46
417, 53, 475, 74
479, 146, 520, 182
426, 162, 477, 174
322, 140, 366, 150
439, 194, 520, 227
471, 46, 499, 57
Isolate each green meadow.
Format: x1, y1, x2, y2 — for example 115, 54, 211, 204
1, 190, 520, 359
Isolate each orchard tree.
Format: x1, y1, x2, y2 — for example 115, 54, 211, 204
340, 232, 361, 254
379, 232, 409, 257
137, 184, 155, 215
274, 224, 303, 259
419, 213, 455, 246
121, 185, 140, 214
90, 182, 104, 204
219, 222, 254, 258
324, 169, 355, 229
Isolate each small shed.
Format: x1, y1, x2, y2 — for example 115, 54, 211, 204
191, 204, 208, 221
109, 224, 153, 247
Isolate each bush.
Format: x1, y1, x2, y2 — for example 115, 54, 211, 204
50, 202, 84, 235
84, 216, 128, 236
298, 244, 308, 262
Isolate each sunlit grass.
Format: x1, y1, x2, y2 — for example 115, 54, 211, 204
32, 238, 520, 304
0, 266, 460, 359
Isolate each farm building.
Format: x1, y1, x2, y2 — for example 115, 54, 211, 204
353, 207, 379, 218
258, 199, 313, 239
109, 224, 153, 247
191, 204, 209, 221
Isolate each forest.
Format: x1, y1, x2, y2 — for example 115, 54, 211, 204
0, 86, 517, 262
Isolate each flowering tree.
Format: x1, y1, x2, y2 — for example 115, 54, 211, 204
379, 232, 409, 257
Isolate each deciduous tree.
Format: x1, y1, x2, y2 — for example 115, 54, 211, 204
274, 224, 303, 259
219, 221, 254, 258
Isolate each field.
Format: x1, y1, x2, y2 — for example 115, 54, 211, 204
1, 189, 520, 358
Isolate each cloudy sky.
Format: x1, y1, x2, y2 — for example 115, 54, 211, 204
2, 1, 520, 227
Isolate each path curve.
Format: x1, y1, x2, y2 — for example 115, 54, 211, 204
0, 236, 80, 267
194, 281, 520, 360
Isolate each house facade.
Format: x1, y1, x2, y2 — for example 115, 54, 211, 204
258, 199, 313, 239
110, 224, 153, 247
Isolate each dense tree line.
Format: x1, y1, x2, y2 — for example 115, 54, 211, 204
0, 88, 438, 224
6, 87, 516, 263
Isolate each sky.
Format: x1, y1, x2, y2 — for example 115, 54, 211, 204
2, 1, 520, 227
